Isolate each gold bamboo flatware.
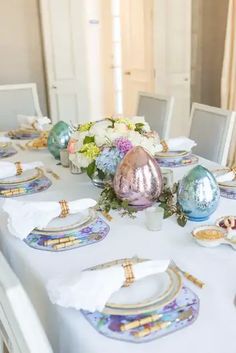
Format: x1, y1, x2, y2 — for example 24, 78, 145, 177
53, 239, 81, 250
120, 313, 163, 332
170, 259, 205, 289
101, 211, 112, 221
44, 235, 77, 247
132, 309, 193, 338
46, 168, 60, 180
16, 143, 25, 151
44, 235, 81, 250
0, 188, 26, 197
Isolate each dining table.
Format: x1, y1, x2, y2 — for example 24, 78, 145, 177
0, 142, 235, 353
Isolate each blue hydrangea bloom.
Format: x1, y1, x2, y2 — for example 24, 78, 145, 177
96, 148, 124, 175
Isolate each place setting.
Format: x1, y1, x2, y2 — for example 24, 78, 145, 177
0, 136, 18, 158
47, 256, 203, 343
212, 167, 236, 200
0, 160, 52, 197
7, 115, 51, 140
2, 198, 110, 251
155, 137, 198, 168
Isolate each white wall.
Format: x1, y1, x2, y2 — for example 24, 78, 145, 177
0, 0, 47, 115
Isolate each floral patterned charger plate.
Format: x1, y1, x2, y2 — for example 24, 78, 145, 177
156, 154, 199, 168
24, 208, 110, 251
7, 129, 41, 140
0, 168, 52, 197
82, 256, 199, 343
82, 286, 199, 343
0, 142, 17, 159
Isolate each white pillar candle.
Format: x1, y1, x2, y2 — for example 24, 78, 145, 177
145, 206, 164, 231
60, 149, 70, 167
161, 168, 173, 188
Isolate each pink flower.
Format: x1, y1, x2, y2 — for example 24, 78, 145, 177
67, 139, 77, 154
115, 137, 133, 154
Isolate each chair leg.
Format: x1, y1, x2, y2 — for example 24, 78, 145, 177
0, 336, 4, 353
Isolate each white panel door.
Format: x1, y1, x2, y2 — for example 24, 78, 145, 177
154, 0, 191, 137
40, 0, 107, 124
121, 0, 154, 116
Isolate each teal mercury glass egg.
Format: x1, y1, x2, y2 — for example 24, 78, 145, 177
47, 121, 71, 159
177, 165, 220, 222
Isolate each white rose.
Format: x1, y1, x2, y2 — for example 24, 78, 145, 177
130, 116, 151, 132
69, 131, 88, 152
90, 120, 110, 135
131, 116, 146, 124
69, 152, 92, 169
113, 122, 129, 133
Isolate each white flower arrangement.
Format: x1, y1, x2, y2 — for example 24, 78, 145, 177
67, 116, 161, 178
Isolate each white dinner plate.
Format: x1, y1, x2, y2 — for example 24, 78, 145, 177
88, 258, 182, 315
213, 168, 236, 189
155, 150, 190, 161
0, 168, 42, 185
107, 271, 172, 308
33, 208, 97, 234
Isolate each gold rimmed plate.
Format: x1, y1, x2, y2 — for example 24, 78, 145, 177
88, 258, 182, 315
213, 168, 236, 189
0, 168, 42, 185
155, 150, 190, 161
32, 208, 97, 235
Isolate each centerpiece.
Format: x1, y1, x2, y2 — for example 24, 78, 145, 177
67, 116, 192, 227
67, 116, 161, 182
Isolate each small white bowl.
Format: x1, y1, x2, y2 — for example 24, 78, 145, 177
192, 225, 227, 248
216, 216, 236, 229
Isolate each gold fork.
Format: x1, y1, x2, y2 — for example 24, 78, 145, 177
16, 143, 25, 151
170, 259, 205, 288
46, 168, 60, 180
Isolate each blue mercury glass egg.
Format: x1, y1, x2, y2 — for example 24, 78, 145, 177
177, 165, 220, 222
47, 121, 72, 159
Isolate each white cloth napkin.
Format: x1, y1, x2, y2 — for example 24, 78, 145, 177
165, 137, 196, 152
3, 198, 97, 240
214, 169, 235, 183
0, 137, 11, 143
0, 161, 43, 180
47, 259, 170, 312
17, 115, 51, 131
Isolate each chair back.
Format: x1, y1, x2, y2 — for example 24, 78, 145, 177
0, 83, 42, 130
0, 252, 53, 353
136, 92, 174, 139
189, 103, 235, 165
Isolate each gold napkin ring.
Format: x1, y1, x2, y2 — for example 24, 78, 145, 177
122, 261, 135, 287
231, 167, 236, 175
59, 200, 70, 218
15, 162, 23, 176
160, 140, 168, 152
31, 121, 38, 130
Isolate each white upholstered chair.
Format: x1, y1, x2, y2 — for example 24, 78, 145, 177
189, 103, 236, 166
0, 83, 43, 131
0, 252, 53, 353
136, 92, 174, 139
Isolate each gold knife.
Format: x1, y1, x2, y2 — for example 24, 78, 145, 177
133, 309, 193, 338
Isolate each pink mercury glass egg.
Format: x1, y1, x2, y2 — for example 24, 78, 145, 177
113, 146, 163, 209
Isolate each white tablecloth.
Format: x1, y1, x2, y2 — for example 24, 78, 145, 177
0, 146, 236, 353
